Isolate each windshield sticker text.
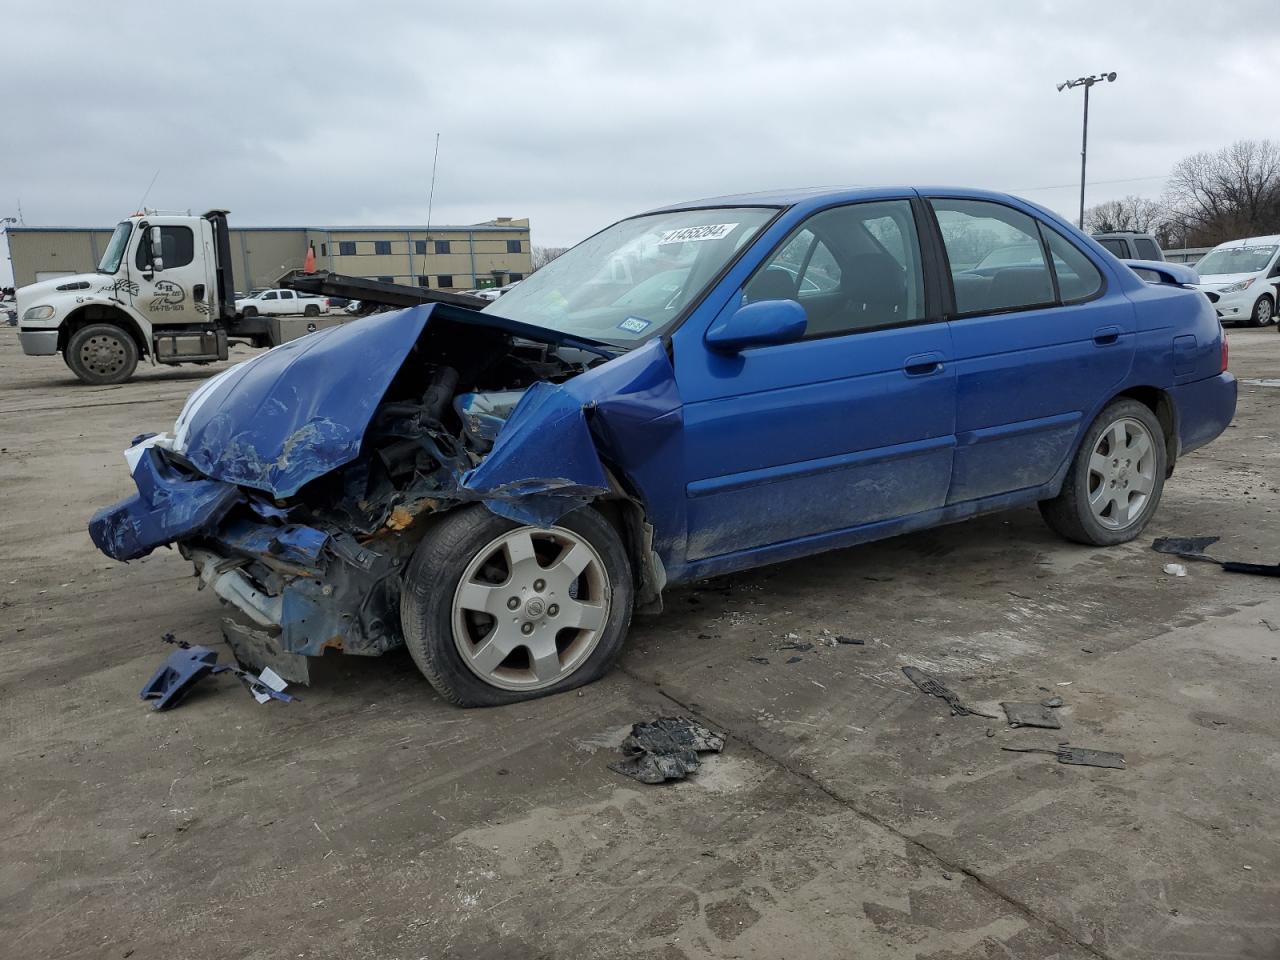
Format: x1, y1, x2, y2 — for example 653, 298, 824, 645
658, 223, 740, 245
618, 316, 651, 334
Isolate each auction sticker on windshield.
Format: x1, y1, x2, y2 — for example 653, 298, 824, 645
618, 316, 651, 334
659, 223, 739, 244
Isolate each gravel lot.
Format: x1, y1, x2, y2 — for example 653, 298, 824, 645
2, 324, 1278, 959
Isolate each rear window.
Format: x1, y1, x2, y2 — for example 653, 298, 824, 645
1134, 238, 1160, 260
1044, 229, 1105, 302
1097, 238, 1128, 258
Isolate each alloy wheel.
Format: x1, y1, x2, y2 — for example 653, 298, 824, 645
451, 526, 610, 691
1087, 417, 1156, 530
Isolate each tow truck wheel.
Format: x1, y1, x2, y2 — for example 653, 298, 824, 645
65, 323, 139, 385
303, 304, 320, 317
401, 505, 634, 707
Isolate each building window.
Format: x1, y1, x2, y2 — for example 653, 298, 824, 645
374, 240, 392, 256
437, 275, 453, 288
508, 272, 523, 282
338, 241, 356, 256
415, 240, 427, 255
506, 240, 522, 254
319, 243, 327, 257
417, 275, 430, 287
435, 239, 451, 254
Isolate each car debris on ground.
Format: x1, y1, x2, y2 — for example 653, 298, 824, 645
1001, 700, 1064, 729
1153, 536, 1280, 577
608, 717, 725, 784
1163, 563, 1188, 577
1002, 745, 1126, 769
901, 666, 999, 718
140, 635, 295, 709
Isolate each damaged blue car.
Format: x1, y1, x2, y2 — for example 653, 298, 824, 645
89, 187, 1237, 705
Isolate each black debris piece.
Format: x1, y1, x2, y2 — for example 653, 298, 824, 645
779, 641, 814, 652
1001, 701, 1063, 729
1261, 619, 1280, 633
1003, 745, 1126, 769
1152, 536, 1280, 577
902, 666, 999, 719
1040, 696, 1065, 708
834, 636, 865, 645
786, 656, 803, 664
1152, 536, 1221, 558
747, 656, 770, 665
609, 717, 725, 784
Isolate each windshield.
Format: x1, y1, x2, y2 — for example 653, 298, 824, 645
482, 207, 777, 346
97, 221, 132, 274
1196, 244, 1277, 277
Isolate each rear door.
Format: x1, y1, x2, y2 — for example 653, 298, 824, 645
276, 290, 298, 314
927, 197, 1134, 504
678, 197, 957, 561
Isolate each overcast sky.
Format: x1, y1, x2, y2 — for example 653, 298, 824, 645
2, 0, 1275, 285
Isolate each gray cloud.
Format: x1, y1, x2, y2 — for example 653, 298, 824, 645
3, 0, 1276, 284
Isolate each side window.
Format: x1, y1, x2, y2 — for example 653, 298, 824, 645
931, 199, 1054, 314
136, 226, 194, 269
1043, 228, 1105, 302
261, 291, 278, 301
1134, 238, 1159, 260
743, 200, 926, 338
279, 290, 294, 300
1097, 238, 1127, 258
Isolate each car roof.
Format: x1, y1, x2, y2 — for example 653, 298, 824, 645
641, 185, 1029, 214
1214, 234, 1280, 248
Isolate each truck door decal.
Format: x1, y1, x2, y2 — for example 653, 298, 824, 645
150, 280, 186, 312
98, 278, 140, 297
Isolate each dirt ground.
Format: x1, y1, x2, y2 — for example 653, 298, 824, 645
2, 324, 1279, 960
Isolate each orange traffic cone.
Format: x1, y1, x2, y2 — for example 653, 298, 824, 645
304, 244, 316, 274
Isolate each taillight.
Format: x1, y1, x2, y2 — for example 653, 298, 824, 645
1221, 333, 1229, 372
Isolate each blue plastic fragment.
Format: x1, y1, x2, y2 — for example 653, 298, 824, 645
139, 644, 219, 710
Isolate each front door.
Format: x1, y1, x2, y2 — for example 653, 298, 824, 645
130, 220, 208, 330
678, 198, 957, 561
927, 197, 1136, 504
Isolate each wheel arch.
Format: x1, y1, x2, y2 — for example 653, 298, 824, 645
59, 305, 150, 358
1115, 385, 1178, 475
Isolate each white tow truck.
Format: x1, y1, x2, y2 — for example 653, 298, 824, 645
16, 208, 489, 385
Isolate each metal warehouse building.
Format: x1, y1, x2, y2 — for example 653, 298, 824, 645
6, 217, 533, 293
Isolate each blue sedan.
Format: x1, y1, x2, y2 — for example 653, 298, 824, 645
90, 187, 1237, 705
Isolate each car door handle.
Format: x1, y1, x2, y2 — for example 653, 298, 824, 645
1093, 325, 1121, 345
904, 352, 945, 376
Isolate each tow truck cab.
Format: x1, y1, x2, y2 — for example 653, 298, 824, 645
16, 210, 244, 384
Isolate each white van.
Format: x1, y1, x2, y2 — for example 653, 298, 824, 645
1192, 235, 1280, 326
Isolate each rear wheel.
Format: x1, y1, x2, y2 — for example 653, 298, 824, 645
1039, 398, 1166, 546
303, 304, 320, 317
400, 505, 634, 706
65, 323, 139, 385
1248, 295, 1273, 326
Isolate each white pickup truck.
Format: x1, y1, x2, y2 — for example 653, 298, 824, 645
234, 288, 330, 318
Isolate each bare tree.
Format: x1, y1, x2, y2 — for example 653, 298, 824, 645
1163, 139, 1280, 245
1083, 195, 1165, 234
532, 246, 568, 271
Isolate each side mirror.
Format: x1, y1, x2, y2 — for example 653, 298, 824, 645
149, 225, 165, 272
705, 299, 807, 353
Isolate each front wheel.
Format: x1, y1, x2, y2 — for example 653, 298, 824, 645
400, 505, 634, 706
1249, 295, 1273, 327
1039, 399, 1166, 546
241, 306, 258, 318
65, 323, 139, 385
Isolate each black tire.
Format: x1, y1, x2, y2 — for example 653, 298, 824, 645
1248, 295, 1274, 327
303, 304, 320, 317
65, 323, 139, 385
1039, 398, 1167, 546
400, 505, 634, 706
242, 306, 258, 318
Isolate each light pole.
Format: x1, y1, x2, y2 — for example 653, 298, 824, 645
1057, 72, 1117, 229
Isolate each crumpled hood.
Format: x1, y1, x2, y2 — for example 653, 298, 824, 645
162, 302, 617, 499
171, 307, 431, 497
